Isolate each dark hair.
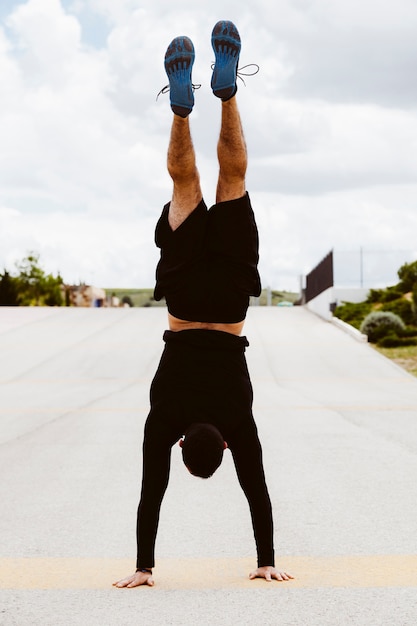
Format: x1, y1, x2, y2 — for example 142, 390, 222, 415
181, 423, 225, 478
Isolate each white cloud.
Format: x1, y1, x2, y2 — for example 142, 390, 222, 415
248, 100, 417, 194
259, 0, 417, 107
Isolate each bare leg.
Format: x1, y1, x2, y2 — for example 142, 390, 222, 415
167, 115, 202, 231
216, 96, 247, 203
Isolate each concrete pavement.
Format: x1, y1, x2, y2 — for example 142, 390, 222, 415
0, 306, 416, 625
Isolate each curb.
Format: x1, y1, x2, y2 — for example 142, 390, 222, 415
331, 316, 368, 342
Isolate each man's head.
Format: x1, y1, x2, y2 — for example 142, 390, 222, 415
179, 423, 227, 478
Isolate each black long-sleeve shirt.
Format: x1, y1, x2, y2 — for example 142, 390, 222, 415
136, 329, 275, 569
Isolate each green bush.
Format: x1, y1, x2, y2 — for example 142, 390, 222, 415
382, 287, 404, 302
412, 284, 417, 323
397, 260, 417, 292
368, 286, 404, 303
380, 298, 414, 325
360, 311, 406, 343
401, 326, 417, 338
333, 301, 372, 330
367, 289, 384, 303
377, 333, 417, 348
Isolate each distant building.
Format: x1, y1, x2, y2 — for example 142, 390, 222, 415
66, 284, 106, 307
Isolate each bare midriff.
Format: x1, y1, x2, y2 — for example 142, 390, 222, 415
168, 313, 245, 336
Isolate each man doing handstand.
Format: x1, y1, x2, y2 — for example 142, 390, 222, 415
114, 20, 293, 588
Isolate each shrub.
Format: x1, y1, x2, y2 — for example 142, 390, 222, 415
380, 298, 414, 325
398, 260, 417, 292
412, 284, 417, 323
367, 289, 384, 303
360, 311, 405, 343
333, 301, 372, 330
381, 287, 404, 302
401, 326, 417, 338
368, 286, 404, 303
122, 295, 134, 307
377, 333, 417, 348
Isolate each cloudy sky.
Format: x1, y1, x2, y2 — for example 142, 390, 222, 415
0, 0, 416, 292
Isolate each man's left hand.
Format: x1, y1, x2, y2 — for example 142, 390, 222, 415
249, 566, 294, 582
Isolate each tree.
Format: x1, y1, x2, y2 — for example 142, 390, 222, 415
14, 252, 63, 306
397, 260, 417, 293
0, 270, 19, 306
43, 273, 65, 306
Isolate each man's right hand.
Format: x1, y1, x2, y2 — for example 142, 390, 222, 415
113, 571, 154, 588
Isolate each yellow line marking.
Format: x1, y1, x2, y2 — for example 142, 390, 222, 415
0, 556, 416, 590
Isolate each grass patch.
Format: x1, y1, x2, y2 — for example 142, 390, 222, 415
374, 344, 417, 377
259, 290, 299, 306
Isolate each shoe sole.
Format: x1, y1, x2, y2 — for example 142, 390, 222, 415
211, 21, 241, 100
165, 36, 195, 117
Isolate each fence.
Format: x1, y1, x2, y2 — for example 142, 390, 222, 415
304, 248, 417, 304
304, 250, 334, 303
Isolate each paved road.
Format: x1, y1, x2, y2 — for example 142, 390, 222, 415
0, 306, 416, 625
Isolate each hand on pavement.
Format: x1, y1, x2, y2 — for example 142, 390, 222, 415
249, 566, 294, 582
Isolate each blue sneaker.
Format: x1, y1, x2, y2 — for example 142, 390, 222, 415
211, 21, 241, 100
164, 36, 195, 117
